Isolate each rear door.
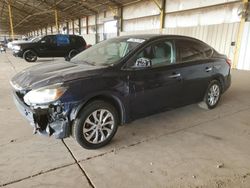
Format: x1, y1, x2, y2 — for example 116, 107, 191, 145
55, 34, 71, 56
125, 39, 183, 118
175, 39, 214, 104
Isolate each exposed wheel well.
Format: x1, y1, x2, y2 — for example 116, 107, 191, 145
23, 48, 37, 56
212, 75, 224, 92
72, 95, 125, 126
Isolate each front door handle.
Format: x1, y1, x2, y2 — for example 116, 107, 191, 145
205, 67, 213, 72
168, 73, 181, 78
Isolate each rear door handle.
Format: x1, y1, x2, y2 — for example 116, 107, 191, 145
205, 67, 213, 72
168, 73, 181, 78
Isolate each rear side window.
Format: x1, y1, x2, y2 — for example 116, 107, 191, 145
56, 35, 70, 46
177, 39, 213, 63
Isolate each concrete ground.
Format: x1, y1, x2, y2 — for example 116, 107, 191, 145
0, 51, 250, 188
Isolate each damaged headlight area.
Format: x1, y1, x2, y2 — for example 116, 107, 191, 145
12, 83, 71, 139
24, 84, 67, 105
33, 103, 70, 139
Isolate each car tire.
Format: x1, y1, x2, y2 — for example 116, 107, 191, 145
68, 49, 78, 59
199, 80, 222, 110
72, 100, 119, 149
23, 50, 37, 62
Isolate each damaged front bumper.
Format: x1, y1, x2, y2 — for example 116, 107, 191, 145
13, 91, 70, 139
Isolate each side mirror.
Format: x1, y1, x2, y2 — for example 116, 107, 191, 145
134, 57, 152, 69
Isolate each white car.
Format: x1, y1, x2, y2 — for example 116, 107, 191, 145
7, 41, 14, 49
9, 37, 41, 50
0, 46, 6, 52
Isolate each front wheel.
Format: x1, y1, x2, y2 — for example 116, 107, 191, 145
72, 100, 119, 149
23, 50, 37, 62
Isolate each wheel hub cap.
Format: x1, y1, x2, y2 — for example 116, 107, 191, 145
208, 84, 220, 106
83, 109, 114, 144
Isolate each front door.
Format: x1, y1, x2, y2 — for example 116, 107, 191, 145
38, 35, 57, 57
125, 39, 183, 118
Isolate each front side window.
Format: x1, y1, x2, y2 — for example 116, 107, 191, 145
71, 37, 145, 66
129, 40, 175, 68
42, 35, 56, 45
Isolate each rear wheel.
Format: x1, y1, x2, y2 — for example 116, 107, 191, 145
68, 49, 78, 59
72, 100, 119, 149
23, 50, 37, 62
199, 80, 221, 109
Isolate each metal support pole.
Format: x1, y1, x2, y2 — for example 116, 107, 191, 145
55, 9, 59, 33
152, 0, 166, 32
160, 0, 166, 30
118, 6, 123, 36
79, 18, 81, 35
86, 16, 89, 34
233, 0, 248, 69
66, 22, 69, 34
8, 2, 14, 40
72, 20, 75, 35
95, 14, 98, 43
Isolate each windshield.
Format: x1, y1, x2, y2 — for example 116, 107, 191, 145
70, 37, 146, 66
31, 37, 41, 43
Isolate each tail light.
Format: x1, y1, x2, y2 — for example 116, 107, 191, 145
86, 44, 92, 49
226, 58, 232, 68
84, 44, 92, 50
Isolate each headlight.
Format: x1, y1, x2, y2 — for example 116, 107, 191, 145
12, 45, 21, 51
24, 84, 67, 105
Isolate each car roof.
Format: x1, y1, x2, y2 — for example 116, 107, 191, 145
118, 34, 205, 43
44, 34, 82, 37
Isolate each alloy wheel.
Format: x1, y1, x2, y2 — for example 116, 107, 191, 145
25, 51, 36, 62
83, 109, 115, 144
207, 84, 220, 106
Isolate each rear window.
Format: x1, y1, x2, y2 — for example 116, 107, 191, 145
177, 39, 213, 63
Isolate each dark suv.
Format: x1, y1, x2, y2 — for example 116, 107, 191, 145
12, 34, 87, 62
11, 35, 231, 149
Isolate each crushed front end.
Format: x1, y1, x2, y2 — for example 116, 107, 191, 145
11, 84, 72, 139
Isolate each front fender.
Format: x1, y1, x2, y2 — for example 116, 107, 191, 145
68, 91, 128, 124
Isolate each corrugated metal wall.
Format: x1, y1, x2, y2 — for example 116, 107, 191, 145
120, 0, 243, 68
121, 23, 240, 62
237, 22, 250, 70
163, 23, 240, 61
28, 0, 250, 70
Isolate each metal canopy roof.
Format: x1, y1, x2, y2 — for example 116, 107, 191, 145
0, 0, 140, 34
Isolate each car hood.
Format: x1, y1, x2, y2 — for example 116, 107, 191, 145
12, 40, 29, 44
17, 41, 36, 47
11, 61, 106, 90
